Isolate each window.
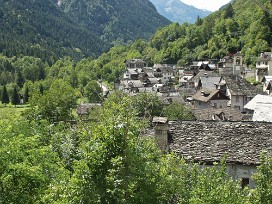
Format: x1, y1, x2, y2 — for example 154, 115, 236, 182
241, 178, 249, 188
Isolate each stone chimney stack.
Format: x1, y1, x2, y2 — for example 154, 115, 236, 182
152, 117, 169, 152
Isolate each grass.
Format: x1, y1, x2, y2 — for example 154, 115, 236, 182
0, 103, 29, 121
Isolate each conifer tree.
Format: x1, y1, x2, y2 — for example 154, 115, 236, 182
1, 85, 10, 106
24, 86, 29, 103
11, 86, 20, 107
15, 69, 25, 88
39, 84, 44, 95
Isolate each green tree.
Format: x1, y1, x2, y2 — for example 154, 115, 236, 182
11, 86, 20, 107
189, 160, 248, 203
84, 80, 103, 103
15, 69, 25, 88
24, 86, 29, 103
51, 95, 174, 203
29, 79, 77, 122
162, 101, 195, 120
1, 85, 9, 106
131, 93, 164, 119
250, 153, 272, 204
0, 119, 69, 204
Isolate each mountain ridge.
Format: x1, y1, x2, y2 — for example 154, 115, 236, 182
149, 0, 211, 24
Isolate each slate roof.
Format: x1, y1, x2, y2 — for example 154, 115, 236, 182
168, 121, 272, 165
121, 80, 144, 88
192, 88, 229, 102
194, 108, 244, 121
199, 76, 221, 89
256, 52, 272, 62
222, 75, 263, 96
244, 94, 272, 122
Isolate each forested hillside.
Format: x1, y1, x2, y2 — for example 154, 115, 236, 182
0, 0, 170, 64
57, 0, 170, 44
0, 0, 108, 64
146, 0, 272, 66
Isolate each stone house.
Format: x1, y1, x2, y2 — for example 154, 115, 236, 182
218, 75, 262, 112
218, 52, 244, 76
153, 120, 272, 188
125, 59, 146, 69
153, 64, 175, 84
123, 68, 143, 80
256, 52, 272, 82
192, 88, 230, 109
179, 75, 194, 88
193, 70, 220, 88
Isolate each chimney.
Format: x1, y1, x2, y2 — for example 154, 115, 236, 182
152, 117, 169, 152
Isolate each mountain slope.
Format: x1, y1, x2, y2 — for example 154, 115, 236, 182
58, 0, 171, 44
146, 0, 272, 65
149, 0, 211, 24
0, 0, 108, 63
0, 0, 170, 62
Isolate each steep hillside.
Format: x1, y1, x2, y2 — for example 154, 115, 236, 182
146, 0, 272, 66
0, 0, 170, 63
149, 0, 211, 24
58, 0, 171, 44
0, 0, 108, 63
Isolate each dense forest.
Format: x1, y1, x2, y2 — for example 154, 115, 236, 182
147, 0, 272, 66
58, 0, 170, 44
0, 0, 170, 64
1, 0, 272, 203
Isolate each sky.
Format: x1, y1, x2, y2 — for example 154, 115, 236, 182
180, 0, 232, 12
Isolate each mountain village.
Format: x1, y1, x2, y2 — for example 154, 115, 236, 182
111, 51, 272, 188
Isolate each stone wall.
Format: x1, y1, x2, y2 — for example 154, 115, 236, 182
168, 121, 272, 165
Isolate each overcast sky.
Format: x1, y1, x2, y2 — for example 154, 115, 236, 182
180, 0, 232, 11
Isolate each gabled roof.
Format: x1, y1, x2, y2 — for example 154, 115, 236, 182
121, 80, 144, 88
180, 75, 194, 83
244, 94, 272, 122
199, 76, 221, 89
127, 68, 142, 75
194, 108, 244, 121
192, 88, 229, 102
169, 121, 272, 165
222, 75, 262, 96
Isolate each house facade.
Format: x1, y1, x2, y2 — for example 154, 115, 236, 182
256, 52, 272, 81
218, 75, 261, 112
218, 52, 244, 76
152, 120, 272, 188
192, 88, 230, 109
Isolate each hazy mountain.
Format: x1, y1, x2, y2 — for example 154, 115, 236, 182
149, 0, 211, 24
